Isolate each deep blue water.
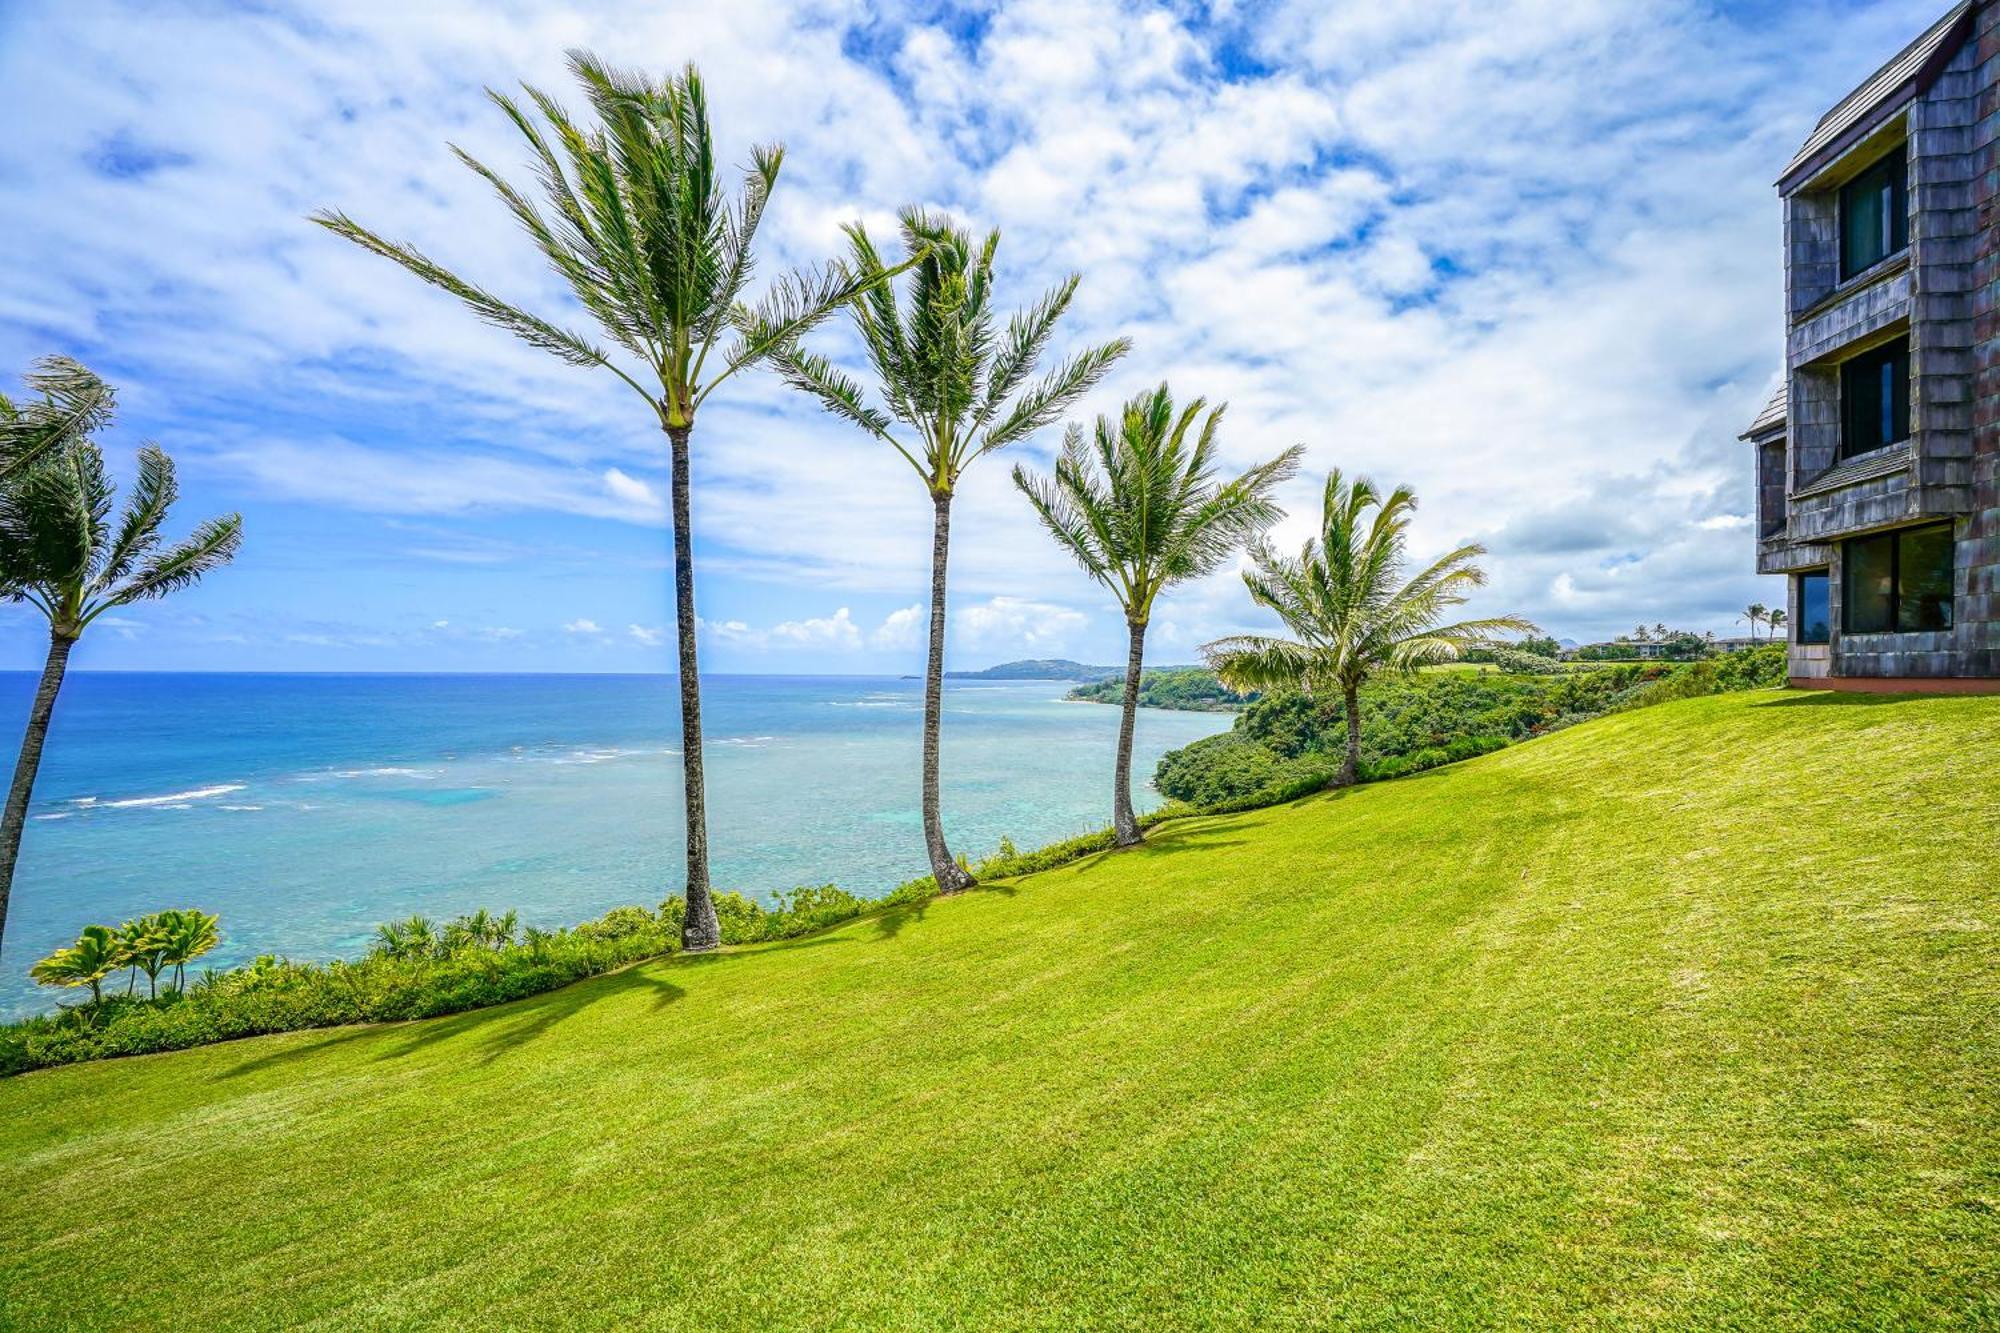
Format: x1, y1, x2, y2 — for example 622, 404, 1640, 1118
0, 673, 1230, 1017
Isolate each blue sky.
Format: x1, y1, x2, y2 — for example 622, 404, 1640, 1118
0, 0, 1950, 673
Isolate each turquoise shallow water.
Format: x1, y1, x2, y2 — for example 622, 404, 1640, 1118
0, 673, 1230, 1017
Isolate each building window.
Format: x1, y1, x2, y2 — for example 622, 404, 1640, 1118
1839, 142, 1908, 279
1839, 337, 1909, 459
1843, 523, 1955, 634
1795, 572, 1830, 644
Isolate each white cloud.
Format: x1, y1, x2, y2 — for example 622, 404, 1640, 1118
870, 604, 924, 651
694, 605, 867, 653
954, 595, 1088, 653
602, 467, 664, 515
562, 619, 603, 635
628, 623, 664, 646
771, 606, 862, 650
0, 0, 1929, 663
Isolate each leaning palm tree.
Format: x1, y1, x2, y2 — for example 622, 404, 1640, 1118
0, 422, 241, 955
1203, 471, 1535, 788
1013, 385, 1299, 845
117, 914, 171, 1000
313, 53, 878, 952
28, 923, 123, 1006
157, 908, 221, 993
772, 210, 1127, 891
1767, 609, 1787, 640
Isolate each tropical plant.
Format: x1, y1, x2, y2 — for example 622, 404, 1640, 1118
1767, 608, 1787, 639
118, 915, 171, 1000
28, 924, 123, 1005
772, 209, 1127, 890
373, 915, 441, 961
0, 366, 241, 954
312, 53, 879, 951
1202, 471, 1536, 787
1013, 384, 1298, 844
445, 907, 518, 952
1740, 602, 1769, 643
157, 908, 221, 992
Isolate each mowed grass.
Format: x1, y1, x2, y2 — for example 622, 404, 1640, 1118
3, 691, 1997, 1329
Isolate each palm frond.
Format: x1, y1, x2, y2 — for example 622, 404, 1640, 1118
975, 336, 1130, 460
710, 261, 887, 401
973, 274, 1078, 432
309, 209, 653, 403
99, 443, 176, 585
96, 512, 242, 613
1201, 634, 1327, 696
0, 356, 115, 481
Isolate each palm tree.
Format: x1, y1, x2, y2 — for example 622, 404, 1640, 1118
1767, 609, 1787, 640
118, 914, 171, 1000
373, 914, 441, 961
157, 908, 220, 993
0, 388, 241, 954
771, 210, 1127, 891
313, 54, 879, 953
1740, 602, 1769, 643
1012, 385, 1299, 845
445, 907, 518, 952
28, 923, 122, 1005
1203, 471, 1535, 788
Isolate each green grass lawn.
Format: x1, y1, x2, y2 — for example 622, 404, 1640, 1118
4, 690, 1996, 1328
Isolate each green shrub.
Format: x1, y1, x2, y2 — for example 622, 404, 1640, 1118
1488, 647, 1563, 675
0, 904, 678, 1076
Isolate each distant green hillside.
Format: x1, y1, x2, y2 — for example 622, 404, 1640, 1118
945, 658, 1115, 680
1068, 665, 1251, 710
3, 691, 1995, 1327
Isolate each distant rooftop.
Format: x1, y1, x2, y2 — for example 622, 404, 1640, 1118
1777, 1, 1972, 186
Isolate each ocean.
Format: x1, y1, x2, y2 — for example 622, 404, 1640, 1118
0, 673, 1232, 1017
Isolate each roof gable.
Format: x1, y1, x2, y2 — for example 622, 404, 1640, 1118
1776, 2, 1973, 191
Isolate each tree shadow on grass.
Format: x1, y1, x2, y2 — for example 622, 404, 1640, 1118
1124, 826, 1254, 857
208, 877, 1045, 1080
873, 898, 929, 941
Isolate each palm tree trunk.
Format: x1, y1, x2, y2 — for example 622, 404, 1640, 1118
1112, 618, 1146, 847
0, 631, 74, 949
923, 490, 974, 893
1338, 682, 1361, 788
667, 424, 720, 953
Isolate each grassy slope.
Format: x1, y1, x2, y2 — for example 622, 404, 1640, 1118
3, 691, 1996, 1329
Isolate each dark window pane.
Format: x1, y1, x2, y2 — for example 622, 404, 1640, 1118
1844, 533, 1895, 633
1796, 573, 1830, 644
1840, 337, 1909, 459
1897, 524, 1955, 631
1840, 144, 1907, 279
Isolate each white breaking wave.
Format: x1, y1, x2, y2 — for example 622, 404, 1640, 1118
100, 784, 246, 809
32, 811, 74, 821
328, 766, 439, 780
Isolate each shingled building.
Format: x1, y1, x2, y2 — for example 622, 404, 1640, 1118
1744, 1, 2000, 690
